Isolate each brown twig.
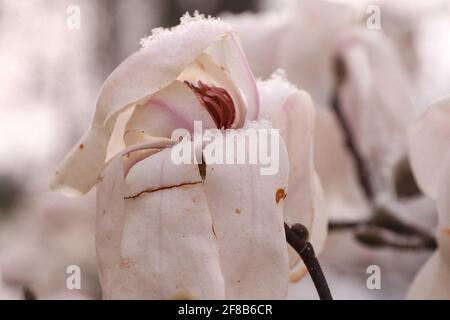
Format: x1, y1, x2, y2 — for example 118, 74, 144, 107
284, 223, 333, 300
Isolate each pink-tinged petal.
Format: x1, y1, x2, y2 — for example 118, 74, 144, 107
51, 15, 231, 196
224, 12, 289, 79
206, 32, 260, 120
203, 124, 290, 299
408, 97, 450, 200
124, 80, 215, 144
258, 76, 328, 281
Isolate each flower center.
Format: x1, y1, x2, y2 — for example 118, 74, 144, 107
185, 81, 235, 129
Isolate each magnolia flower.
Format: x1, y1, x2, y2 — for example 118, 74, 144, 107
50, 14, 327, 299
227, 1, 417, 221
407, 97, 450, 299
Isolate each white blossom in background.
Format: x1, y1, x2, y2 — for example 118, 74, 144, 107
407, 97, 450, 299
50, 14, 327, 299
334, 27, 415, 197
0, 192, 98, 299
226, 0, 450, 221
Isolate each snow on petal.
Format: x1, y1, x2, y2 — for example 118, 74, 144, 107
50, 14, 231, 196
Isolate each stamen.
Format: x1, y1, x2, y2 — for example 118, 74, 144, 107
185, 81, 236, 129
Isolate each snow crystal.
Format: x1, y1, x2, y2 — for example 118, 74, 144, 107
140, 11, 229, 49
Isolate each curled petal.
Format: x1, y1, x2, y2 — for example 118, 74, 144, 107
203, 125, 290, 299
125, 80, 215, 144
51, 15, 231, 196
206, 32, 260, 120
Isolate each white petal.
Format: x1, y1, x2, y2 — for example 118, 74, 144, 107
258, 76, 328, 281
124, 80, 215, 144
51, 16, 231, 196
98, 145, 225, 299
206, 32, 260, 120
203, 125, 290, 299
408, 97, 450, 200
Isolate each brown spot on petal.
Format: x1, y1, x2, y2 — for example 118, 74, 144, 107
166, 291, 194, 300
275, 188, 286, 204
290, 266, 308, 283
235, 208, 241, 214
119, 258, 134, 270
79, 144, 84, 150
444, 228, 450, 236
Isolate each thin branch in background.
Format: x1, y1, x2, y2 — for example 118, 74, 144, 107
328, 56, 437, 251
355, 225, 437, 250
330, 56, 374, 201
284, 223, 333, 300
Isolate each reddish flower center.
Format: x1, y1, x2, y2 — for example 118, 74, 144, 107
185, 81, 235, 129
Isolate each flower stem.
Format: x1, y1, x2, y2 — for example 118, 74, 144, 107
284, 223, 333, 300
